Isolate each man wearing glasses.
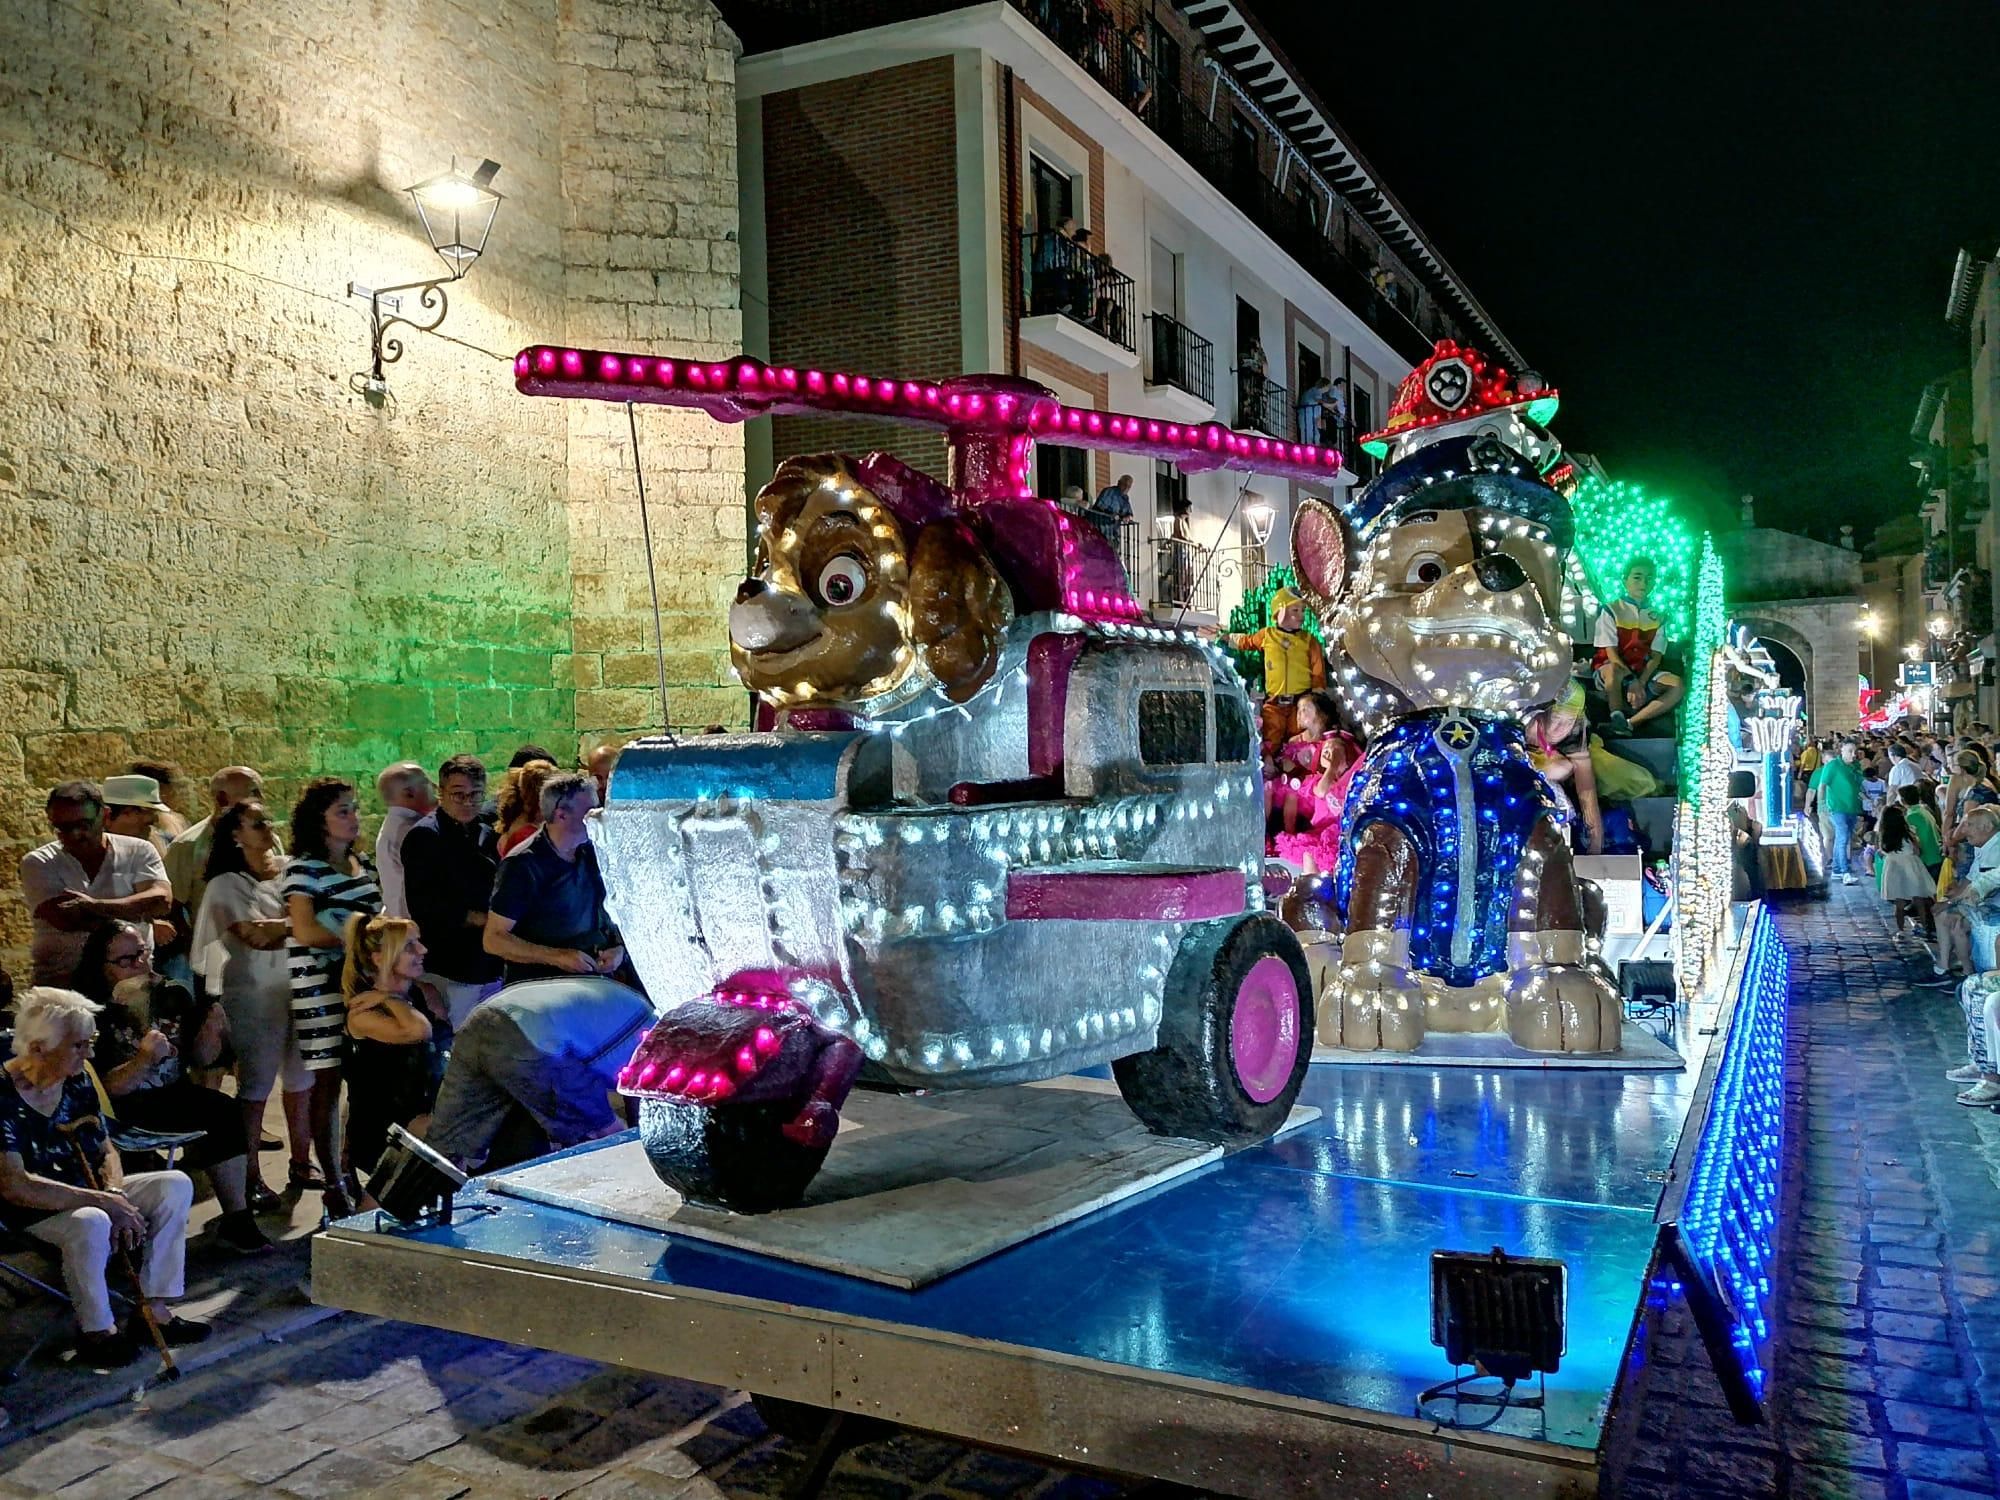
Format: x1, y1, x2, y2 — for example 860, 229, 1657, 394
19, 781, 172, 984
402, 754, 504, 1028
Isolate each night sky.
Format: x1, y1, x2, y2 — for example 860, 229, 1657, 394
1253, 0, 2000, 543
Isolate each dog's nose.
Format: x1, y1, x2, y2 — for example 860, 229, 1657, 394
1473, 554, 1528, 593
735, 577, 768, 604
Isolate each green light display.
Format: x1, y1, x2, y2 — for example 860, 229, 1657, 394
1570, 476, 1699, 639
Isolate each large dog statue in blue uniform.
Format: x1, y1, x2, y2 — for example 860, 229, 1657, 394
1290, 430, 1622, 1053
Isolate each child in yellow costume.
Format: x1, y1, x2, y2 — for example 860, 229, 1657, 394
1225, 586, 1328, 758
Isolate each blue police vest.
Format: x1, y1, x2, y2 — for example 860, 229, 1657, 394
1333, 709, 1565, 986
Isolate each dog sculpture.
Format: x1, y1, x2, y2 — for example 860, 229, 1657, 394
728, 452, 1015, 716
1290, 430, 1622, 1053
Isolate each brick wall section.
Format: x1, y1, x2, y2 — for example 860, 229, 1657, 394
764, 58, 959, 479
0, 0, 742, 966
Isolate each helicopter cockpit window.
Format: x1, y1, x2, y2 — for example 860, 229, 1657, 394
1138, 689, 1208, 766
1214, 692, 1252, 763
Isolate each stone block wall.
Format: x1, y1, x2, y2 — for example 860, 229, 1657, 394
0, 0, 743, 967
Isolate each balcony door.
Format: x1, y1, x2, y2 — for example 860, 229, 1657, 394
1148, 20, 1181, 94
1229, 112, 1259, 191
1038, 442, 1089, 505
1030, 155, 1074, 234
1150, 239, 1181, 319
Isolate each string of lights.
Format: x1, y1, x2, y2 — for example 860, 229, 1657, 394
1674, 538, 1733, 991
1675, 905, 1789, 1403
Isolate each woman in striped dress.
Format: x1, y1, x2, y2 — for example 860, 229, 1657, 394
283, 777, 380, 1218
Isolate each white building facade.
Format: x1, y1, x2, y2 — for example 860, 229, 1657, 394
727, 0, 1522, 625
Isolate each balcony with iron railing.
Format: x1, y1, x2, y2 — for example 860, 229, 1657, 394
1146, 312, 1213, 412
1060, 496, 1142, 590
1021, 228, 1138, 370
1234, 367, 1292, 441
714, 0, 1469, 365
1153, 535, 1219, 619
1054, 492, 1273, 622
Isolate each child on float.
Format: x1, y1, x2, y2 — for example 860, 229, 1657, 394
1592, 557, 1684, 736
1268, 691, 1360, 872
1524, 678, 1604, 855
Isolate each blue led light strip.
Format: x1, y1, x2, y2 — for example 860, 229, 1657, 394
1676, 907, 1789, 1400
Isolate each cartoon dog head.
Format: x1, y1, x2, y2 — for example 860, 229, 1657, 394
729, 454, 1014, 712
1290, 434, 1574, 726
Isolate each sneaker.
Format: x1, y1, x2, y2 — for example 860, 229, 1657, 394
215, 1210, 273, 1254
1916, 975, 1961, 990
1957, 1081, 2000, 1106
1947, 1064, 1983, 1083
1841, 874, 1859, 885
72, 1329, 139, 1369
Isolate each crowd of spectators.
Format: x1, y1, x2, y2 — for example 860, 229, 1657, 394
2, 744, 646, 1370
1805, 723, 2000, 1109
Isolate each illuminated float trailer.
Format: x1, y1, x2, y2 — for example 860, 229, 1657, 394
515, 348, 1359, 1211
311, 349, 1792, 1497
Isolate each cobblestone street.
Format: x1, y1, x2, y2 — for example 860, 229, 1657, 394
1618, 883, 2000, 1500
6, 888, 2000, 1498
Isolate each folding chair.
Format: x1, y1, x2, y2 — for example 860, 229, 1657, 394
0, 1229, 79, 1382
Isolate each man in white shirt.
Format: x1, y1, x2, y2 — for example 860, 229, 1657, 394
374, 762, 436, 919
1885, 741, 1920, 795
19, 780, 172, 983
163, 766, 269, 919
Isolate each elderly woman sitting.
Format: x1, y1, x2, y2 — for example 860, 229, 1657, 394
0, 988, 211, 1367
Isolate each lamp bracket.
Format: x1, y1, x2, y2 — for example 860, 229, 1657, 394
352, 273, 460, 392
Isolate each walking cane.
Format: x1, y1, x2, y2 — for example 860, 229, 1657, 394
53, 1116, 178, 1379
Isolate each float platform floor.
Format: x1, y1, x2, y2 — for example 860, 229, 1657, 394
314, 951, 1742, 1500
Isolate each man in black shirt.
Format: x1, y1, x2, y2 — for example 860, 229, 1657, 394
484, 772, 625, 985
403, 754, 504, 1027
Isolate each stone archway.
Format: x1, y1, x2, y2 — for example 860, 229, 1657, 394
1735, 603, 1860, 733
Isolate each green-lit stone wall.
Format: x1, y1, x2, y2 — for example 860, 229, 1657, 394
0, 0, 745, 970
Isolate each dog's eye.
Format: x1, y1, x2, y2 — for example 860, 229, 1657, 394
815, 554, 868, 607
1406, 552, 1447, 587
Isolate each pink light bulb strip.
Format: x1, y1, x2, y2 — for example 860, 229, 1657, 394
613, 984, 811, 1100
515, 346, 1347, 483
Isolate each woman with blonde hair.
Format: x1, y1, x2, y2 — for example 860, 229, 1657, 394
496, 759, 558, 857
339, 914, 447, 1183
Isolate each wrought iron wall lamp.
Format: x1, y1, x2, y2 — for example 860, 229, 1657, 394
349, 158, 502, 398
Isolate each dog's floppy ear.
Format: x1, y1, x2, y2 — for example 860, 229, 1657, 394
908, 518, 1014, 703
1289, 497, 1351, 618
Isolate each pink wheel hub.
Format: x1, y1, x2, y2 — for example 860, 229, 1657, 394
1230, 955, 1301, 1104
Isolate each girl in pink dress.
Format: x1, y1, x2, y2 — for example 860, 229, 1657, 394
1269, 692, 1360, 872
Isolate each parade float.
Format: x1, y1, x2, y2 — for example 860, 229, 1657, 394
313, 340, 1792, 1499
